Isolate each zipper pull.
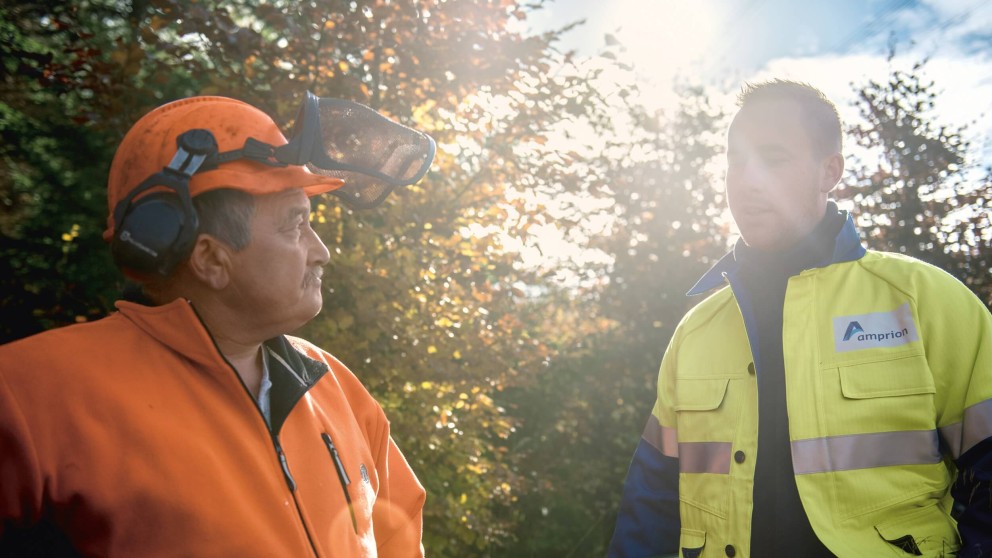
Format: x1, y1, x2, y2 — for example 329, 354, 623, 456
322, 433, 358, 533
274, 438, 297, 492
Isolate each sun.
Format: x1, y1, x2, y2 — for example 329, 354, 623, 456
611, 0, 721, 92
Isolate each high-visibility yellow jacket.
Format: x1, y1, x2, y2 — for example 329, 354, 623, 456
0, 298, 425, 557
609, 215, 992, 558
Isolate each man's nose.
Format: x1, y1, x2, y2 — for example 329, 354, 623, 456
306, 226, 331, 266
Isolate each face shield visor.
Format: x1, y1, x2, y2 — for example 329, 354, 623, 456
275, 92, 436, 209
192, 92, 435, 209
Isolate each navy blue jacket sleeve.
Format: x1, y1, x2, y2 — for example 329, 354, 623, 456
607, 437, 680, 558
953, 436, 992, 558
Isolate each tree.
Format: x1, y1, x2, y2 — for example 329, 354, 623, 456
841, 60, 992, 307
0, 1, 617, 555
496, 87, 729, 556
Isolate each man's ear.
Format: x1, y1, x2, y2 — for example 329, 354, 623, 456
820, 152, 845, 193
186, 234, 232, 290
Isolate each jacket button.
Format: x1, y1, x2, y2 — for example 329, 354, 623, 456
725, 544, 736, 557
734, 450, 745, 464
747, 362, 755, 375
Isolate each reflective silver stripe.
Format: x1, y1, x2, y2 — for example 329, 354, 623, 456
642, 415, 679, 458
792, 430, 941, 475
679, 442, 732, 474
940, 398, 992, 459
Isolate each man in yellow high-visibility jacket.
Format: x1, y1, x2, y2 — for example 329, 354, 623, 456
607, 80, 992, 557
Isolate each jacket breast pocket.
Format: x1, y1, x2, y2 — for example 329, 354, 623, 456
673, 378, 736, 440
672, 378, 738, 519
826, 354, 945, 519
835, 354, 936, 433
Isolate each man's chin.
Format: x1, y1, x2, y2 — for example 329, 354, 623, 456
740, 231, 792, 252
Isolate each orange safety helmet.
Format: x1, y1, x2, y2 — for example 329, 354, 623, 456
103, 96, 344, 242
105, 93, 434, 276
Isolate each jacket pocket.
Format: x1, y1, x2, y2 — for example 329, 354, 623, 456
673, 378, 734, 451
827, 355, 945, 520
673, 378, 729, 412
673, 378, 736, 519
835, 354, 937, 434
839, 354, 934, 399
874, 502, 960, 557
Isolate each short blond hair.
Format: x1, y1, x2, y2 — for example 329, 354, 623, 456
738, 79, 842, 156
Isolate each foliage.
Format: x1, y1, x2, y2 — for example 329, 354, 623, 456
0, 0, 613, 554
493, 88, 729, 556
841, 60, 992, 306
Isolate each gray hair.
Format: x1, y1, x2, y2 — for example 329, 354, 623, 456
192, 188, 254, 251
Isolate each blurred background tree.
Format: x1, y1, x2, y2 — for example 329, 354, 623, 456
839, 59, 991, 306
1, 2, 989, 557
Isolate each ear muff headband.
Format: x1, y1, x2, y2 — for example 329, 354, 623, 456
111, 130, 216, 276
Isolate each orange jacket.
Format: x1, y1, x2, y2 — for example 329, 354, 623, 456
0, 298, 425, 557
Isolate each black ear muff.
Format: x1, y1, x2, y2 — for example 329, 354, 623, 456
111, 129, 215, 277
112, 190, 198, 276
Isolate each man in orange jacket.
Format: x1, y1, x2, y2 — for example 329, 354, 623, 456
0, 94, 435, 557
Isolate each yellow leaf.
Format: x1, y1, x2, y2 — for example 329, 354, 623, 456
453, 350, 462, 360
427, 346, 437, 354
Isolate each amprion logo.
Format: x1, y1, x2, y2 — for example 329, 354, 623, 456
833, 303, 919, 353
842, 321, 864, 341
843, 322, 910, 342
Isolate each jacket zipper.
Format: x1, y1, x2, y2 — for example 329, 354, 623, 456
188, 302, 320, 557
274, 437, 297, 492
322, 432, 358, 533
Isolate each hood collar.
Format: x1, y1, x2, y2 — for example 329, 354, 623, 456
115, 297, 224, 369
686, 204, 866, 296
114, 298, 330, 380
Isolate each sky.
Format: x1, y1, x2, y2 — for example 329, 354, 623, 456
526, 0, 992, 156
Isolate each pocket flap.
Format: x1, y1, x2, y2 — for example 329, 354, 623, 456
839, 355, 935, 399
673, 379, 729, 411
680, 527, 706, 557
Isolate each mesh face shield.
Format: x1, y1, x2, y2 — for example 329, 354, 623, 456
276, 92, 436, 209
